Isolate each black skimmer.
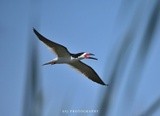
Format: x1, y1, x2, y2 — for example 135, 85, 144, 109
33, 28, 107, 86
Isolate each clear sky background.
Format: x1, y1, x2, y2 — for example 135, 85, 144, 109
0, 0, 160, 116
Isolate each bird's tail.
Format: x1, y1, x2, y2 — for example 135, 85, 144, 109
42, 60, 55, 66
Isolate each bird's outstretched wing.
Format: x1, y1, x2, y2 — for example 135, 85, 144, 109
33, 28, 70, 57
68, 61, 106, 85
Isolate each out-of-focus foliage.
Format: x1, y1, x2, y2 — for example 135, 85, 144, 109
99, 0, 160, 116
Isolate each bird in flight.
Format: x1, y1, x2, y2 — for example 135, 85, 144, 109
33, 28, 107, 86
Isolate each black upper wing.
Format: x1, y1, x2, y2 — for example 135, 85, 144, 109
33, 28, 70, 57
68, 61, 106, 85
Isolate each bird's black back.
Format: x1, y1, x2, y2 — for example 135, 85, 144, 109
70, 52, 84, 58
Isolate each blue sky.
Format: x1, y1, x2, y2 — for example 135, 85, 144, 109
1, 0, 160, 116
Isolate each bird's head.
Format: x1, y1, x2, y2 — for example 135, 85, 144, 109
79, 52, 98, 60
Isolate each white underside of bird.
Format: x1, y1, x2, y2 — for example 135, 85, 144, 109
43, 57, 78, 65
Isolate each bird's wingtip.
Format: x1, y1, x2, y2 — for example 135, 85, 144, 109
33, 27, 36, 32
33, 28, 40, 37
100, 82, 109, 86
102, 83, 107, 86
105, 83, 109, 86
